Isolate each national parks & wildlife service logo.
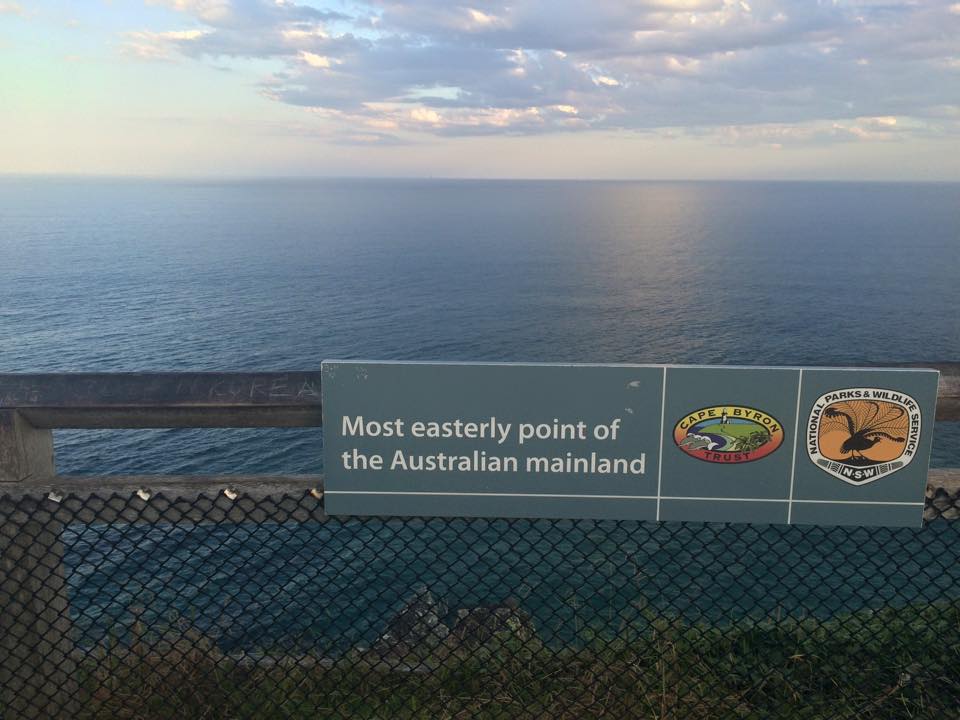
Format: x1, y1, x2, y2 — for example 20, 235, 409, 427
673, 405, 784, 464
807, 388, 921, 485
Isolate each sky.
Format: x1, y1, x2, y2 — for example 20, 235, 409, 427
1, 0, 959, 179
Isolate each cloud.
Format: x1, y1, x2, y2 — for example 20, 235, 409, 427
122, 0, 960, 141
122, 29, 212, 60
0, 2, 24, 16
299, 51, 334, 68
707, 115, 915, 147
147, 0, 348, 29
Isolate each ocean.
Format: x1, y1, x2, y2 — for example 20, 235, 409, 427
2, 177, 959, 650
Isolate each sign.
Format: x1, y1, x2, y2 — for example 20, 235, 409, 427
321, 362, 939, 527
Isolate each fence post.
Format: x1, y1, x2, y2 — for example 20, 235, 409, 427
0, 410, 79, 719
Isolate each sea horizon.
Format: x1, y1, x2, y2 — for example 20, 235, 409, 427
5, 174, 960, 185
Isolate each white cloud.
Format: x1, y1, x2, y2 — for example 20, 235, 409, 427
709, 115, 913, 146
464, 8, 505, 29
665, 56, 700, 74
410, 107, 442, 124
299, 51, 332, 68
146, 0, 236, 25
122, 29, 210, 60
282, 27, 328, 42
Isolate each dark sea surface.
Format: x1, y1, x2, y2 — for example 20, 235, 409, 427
2, 178, 959, 651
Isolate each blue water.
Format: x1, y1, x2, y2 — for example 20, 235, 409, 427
2, 178, 959, 651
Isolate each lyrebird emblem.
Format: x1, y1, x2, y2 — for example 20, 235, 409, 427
823, 400, 907, 462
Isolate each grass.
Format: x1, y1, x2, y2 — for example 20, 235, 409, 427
694, 422, 764, 440
78, 600, 960, 719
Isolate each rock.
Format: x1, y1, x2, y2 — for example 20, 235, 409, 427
370, 586, 449, 658
447, 597, 536, 648
926, 487, 960, 520
356, 594, 539, 668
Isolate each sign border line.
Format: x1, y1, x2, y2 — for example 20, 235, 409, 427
786, 368, 803, 524
325, 491, 657, 499
655, 366, 667, 521
325, 491, 923, 507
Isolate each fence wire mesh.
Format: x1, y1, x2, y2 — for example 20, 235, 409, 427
2, 487, 959, 720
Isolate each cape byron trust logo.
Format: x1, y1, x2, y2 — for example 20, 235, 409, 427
807, 388, 921, 485
673, 405, 784, 464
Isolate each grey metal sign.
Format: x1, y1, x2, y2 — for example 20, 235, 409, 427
321, 362, 939, 526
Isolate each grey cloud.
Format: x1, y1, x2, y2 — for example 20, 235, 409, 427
151, 0, 350, 29
126, 0, 960, 140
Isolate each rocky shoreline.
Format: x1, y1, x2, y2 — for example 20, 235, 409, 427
924, 475, 960, 520
358, 587, 538, 671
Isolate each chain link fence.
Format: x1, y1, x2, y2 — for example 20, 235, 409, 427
2, 484, 959, 720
